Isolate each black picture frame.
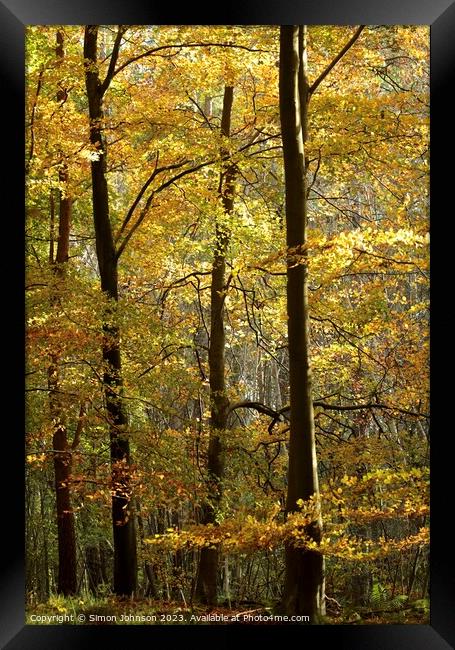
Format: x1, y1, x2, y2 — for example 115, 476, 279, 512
3, 0, 453, 647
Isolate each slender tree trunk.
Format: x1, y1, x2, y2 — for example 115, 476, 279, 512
49, 176, 77, 596
85, 546, 103, 595
196, 86, 235, 605
279, 25, 324, 622
136, 498, 159, 598
84, 25, 137, 596
407, 547, 420, 597
39, 485, 50, 599
47, 30, 77, 597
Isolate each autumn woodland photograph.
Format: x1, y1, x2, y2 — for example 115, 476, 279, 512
25, 25, 429, 625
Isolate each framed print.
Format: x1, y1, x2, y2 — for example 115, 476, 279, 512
2, 0, 454, 647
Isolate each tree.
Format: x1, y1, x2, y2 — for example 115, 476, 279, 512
278, 23, 369, 622
83, 24, 137, 595
47, 30, 78, 597
196, 85, 235, 605
279, 25, 324, 621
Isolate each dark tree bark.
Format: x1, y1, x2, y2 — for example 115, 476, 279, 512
196, 86, 235, 606
279, 25, 324, 622
84, 25, 137, 596
47, 30, 77, 597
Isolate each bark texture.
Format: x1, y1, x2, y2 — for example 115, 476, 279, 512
48, 29, 77, 597
279, 25, 324, 622
84, 25, 137, 595
196, 86, 235, 605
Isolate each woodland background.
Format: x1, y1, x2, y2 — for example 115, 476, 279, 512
25, 25, 429, 624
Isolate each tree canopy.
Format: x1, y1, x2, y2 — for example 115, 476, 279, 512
26, 24, 429, 625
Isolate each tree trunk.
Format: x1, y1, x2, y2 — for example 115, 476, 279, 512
47, 30, 77, 597
279, 25, 324, 622
39, 485, 50, 599
85, 545, 103, 595
84, 25, 137, 596
136, 498, 159, 598
196, 86, 235, 606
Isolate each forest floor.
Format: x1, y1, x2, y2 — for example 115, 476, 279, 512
26, 596, 429, 626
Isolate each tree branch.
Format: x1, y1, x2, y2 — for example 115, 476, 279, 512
228, 399, 428, 435
159, 270, 212, 305
309, 26, 365, 96
313, 400, 429, 419
26, 67, 44, 175
114, 154, 189, 244
228, 401, 290, 435
115, 134, 285, 260
186, 92, 215, 130
229, 400, 282, 419
115, 157, 217, 260
113, 42, 268, 79
99, 25, 127, 96
137, 344, 191, 378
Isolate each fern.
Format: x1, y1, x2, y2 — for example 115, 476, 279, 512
389, 594, 408, 610
370, 580, 388, 608
370, 581, 408, 611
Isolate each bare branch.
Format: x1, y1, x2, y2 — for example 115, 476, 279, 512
229, 400, 282, 419
159, 270, 212, 304
186, 92, 215, 130
138, 345, 191, 378
228, 398, 428, 435
314, 400, 429, 419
